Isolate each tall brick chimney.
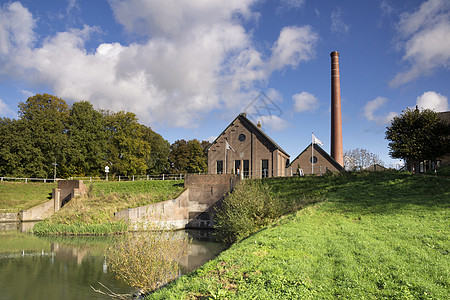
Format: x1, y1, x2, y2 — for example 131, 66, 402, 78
330, 51, 343, 166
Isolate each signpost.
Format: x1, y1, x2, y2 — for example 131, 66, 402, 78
105, 166, 109, 181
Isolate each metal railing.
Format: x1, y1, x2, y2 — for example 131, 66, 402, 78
0, 177, 59, 183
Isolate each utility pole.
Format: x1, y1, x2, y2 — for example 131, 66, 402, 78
52, 159, 58, 182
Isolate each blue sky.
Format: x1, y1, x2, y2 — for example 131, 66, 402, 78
1, 0, 449, 168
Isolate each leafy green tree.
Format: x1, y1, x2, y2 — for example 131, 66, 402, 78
141, 125, 170, 174
16, 94, 70, 178
103, 111, 151, 176
0, 118, 45, 177
169, 139, 207, 173
385, 108, 450, 168
66, 101, 108, 176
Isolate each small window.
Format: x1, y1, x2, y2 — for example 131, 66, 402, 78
310, 156, 318, 164
262, 159, 269, 178
238, 134, 246, 142
217, 160, 223, 174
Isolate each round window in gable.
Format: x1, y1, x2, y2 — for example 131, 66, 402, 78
310, 156, 318, 164
238, 134, 246, 142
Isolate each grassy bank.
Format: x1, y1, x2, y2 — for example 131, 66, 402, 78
0, 182, 56, 212
33, 180, 184, 235
148, 172, 449, 299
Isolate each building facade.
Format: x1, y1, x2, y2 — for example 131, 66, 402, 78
287, 143, 343, 176
207, 113, 290, 178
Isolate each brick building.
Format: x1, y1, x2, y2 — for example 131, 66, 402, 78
287, 143, 343, 176
207, 113, 290, 178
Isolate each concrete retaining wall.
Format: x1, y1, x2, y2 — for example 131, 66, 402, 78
115, 174, 241, 229
185, 174, 241, 228
115, 189, 190, 230
20, 199, 56, 221
0, 212, 19, 222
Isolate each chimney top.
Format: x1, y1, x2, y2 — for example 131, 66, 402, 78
330, 51, 339, 57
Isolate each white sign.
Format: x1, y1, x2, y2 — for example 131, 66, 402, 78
105, 166, 110, 173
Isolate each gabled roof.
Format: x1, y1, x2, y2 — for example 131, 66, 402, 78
207, 113, 289, 157
287, 143, 343, 170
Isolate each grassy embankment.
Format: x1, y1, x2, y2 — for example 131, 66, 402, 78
0, 182, 56, 212
31, 180, 184, 235
148, 172, 449, 299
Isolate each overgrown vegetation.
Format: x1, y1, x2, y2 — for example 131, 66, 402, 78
0, 182, 56, 212
148, 172, 450, 299
105, 227, 190, 297
33, 180, 184, 235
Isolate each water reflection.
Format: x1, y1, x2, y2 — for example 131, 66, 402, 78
0, 230, 224, 300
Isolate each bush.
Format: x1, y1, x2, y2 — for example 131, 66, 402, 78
214, 180, 279, 245
106, 228, 189, 294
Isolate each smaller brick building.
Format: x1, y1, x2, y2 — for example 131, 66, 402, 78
207, 113, 290, 178
287, 143, 343, 176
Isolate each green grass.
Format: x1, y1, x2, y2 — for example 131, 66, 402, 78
34, 180, 185, 235
89, 180, 184, 200
147, 172, 450, 299
0, 182, 56, 212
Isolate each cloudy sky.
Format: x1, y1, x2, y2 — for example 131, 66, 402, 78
1, 0, 449, 168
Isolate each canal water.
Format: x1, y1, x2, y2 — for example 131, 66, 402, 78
0, 229, 224, 300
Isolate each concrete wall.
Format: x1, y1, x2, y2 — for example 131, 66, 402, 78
185, 174, 240, 228
115, 189, 190, 230
0, 212, 19, 222
20, 199, 55, 221
115, 174, 241, 230
57, 180, 87, 206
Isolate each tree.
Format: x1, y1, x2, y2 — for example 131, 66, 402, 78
141, 125, 171, 174
17, 94, 70, 178
344, 148, 384, 171
169, 139, 207, 174
66, 101, 108, 176
385, 107, 450, 168
103, 111, 151, 176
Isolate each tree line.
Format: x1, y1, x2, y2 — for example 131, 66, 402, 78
0, 94, 210, 178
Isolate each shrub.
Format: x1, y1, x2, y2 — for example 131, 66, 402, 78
214, 180, 278, 245
106, 227, 189, 295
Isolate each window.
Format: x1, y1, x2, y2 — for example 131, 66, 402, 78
243, 160, 250, 178
310, 156, 318, 164
234, 160, 241, 175
238, 134, 246, 142
217, 160, 223, 174
262, 159, 269, 178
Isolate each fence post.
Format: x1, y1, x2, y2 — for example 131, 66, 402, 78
25, 178, 28, 183
147, 175, 149, 180
133, 175, 135, 181
90, 177, 92, 182
163, 174, 165, 180
44, 179, 46, 183
119, 175, 121, 182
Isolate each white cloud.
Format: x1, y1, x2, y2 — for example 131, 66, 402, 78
293, 91, 319, 112
390, 0, 450, 87
0, 1, 319, 128
256, 115, 290, 131
269, 26, 319, 71
0, 2, 35, 54
363, 97, 398, 126
416, 91, 449, 112
0, 98, 15, 117
331, 7, 349, 35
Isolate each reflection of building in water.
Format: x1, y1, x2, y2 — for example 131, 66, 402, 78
51, 243, 89, 265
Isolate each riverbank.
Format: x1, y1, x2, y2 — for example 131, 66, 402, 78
0, 182, 56, 212
147, 172, 449, 299
30, 180, 184, 235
